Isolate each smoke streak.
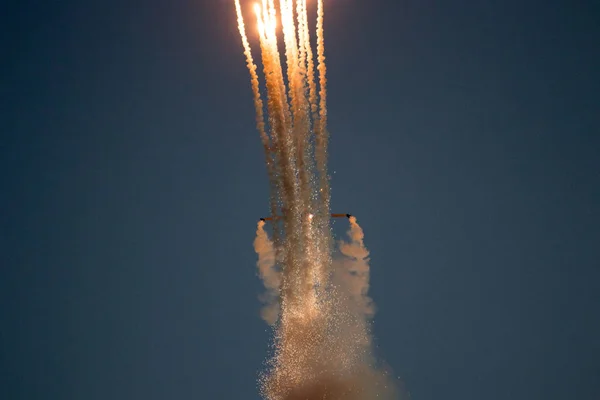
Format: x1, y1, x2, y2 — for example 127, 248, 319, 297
315, 0, 330, 214
234, 2, 397, 398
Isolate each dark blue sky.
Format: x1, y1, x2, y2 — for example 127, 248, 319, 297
2, 1, 599, 399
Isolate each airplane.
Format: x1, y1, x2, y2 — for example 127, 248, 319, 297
260, 213, 352, 222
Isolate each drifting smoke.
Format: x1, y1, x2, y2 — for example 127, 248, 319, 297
336, 216, 375, 319
254, 220, 281, 325
235, 1, 397, 398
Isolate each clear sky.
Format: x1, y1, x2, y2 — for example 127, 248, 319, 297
2, 0, 599, 399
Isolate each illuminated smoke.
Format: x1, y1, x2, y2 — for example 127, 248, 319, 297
235, 1, 398, 398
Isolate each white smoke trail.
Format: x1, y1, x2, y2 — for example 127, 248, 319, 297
254, 220, 281, 325
315, 0, 329, 213
337, 216, 375, 318
316, 0, 327, 131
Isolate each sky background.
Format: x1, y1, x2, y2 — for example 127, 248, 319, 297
2, 0, 599, 399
